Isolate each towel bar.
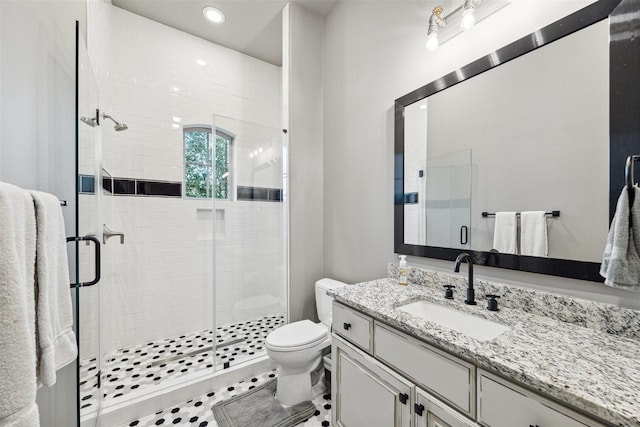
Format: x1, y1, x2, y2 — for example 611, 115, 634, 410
481, 211, 560, 218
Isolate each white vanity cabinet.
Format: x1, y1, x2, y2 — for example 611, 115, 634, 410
331, 301, 607, 427
332, 334, 412, 427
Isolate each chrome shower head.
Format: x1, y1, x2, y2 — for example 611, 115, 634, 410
102, 113, 128, 132
80, 116, 97, 127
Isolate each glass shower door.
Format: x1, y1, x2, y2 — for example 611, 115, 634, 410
76, 27, 103, 427
212, 116, 288, 370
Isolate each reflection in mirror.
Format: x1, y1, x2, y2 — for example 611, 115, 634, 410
425, 150, 471, 250
401, 18, 608, 263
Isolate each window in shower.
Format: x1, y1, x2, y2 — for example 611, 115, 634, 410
184, 125, 232, 199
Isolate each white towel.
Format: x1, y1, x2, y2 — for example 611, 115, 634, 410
493, 212, 518, 254
29, 191, 77, 387
0, 183, 40, 426
520, 211, 548, 257
600, 187, 640, 290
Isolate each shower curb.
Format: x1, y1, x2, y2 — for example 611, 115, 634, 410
85, 356, 275, 427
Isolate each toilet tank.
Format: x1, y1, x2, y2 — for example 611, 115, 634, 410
316, 278, 347, 327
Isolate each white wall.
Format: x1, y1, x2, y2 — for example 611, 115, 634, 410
88, 2, 285, 353
323, 1, 640, 310
284, 3, 325, 322
0, 1, 86, 426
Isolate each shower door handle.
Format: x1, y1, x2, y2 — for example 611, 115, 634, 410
460, 226, 468, 245
67, 235, 101, 288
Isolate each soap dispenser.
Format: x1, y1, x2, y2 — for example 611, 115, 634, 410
398, 255, 408, 286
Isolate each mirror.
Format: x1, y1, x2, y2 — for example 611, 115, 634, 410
394, 1, 624, 282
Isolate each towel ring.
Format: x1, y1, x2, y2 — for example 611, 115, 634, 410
625, 155, 640, 207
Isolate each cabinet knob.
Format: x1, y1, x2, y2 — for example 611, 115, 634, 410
414, 403, 424, 416
343, 322, 351, 331
398, 392, 409, 404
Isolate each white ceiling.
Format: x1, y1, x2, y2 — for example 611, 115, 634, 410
111, 0, 339, 66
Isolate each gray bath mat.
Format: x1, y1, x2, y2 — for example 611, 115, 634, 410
212, 379, 316, 427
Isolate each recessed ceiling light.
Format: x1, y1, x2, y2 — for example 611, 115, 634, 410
203, 6, 225, 24
195, 58, 207, 66
172, 116, 182, 123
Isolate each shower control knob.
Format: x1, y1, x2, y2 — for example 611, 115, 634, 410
343, 322, 351, 331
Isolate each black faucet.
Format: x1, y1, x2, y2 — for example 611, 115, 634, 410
454, 252, 476, 305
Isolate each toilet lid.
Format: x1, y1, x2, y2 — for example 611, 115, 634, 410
266, 320, 327, 348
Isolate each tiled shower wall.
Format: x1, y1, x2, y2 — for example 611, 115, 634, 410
82, 1, 284, 356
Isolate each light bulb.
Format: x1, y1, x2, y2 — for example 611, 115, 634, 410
203, 7, 225, 24
461, 8, 476, 31
426, 32, 439, 51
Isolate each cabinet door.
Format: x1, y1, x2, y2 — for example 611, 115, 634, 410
414, 387, 478, 427
333, 335, 412, 427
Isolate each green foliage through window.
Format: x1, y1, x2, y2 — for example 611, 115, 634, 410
184, 127, 230, 199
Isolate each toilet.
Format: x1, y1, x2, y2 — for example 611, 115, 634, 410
266, 278, 346, 406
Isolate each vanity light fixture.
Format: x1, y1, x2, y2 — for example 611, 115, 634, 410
426, 6, 447, 51
203, 6, 225, 24
460, 0, 479, 31
427, 0, 509, 51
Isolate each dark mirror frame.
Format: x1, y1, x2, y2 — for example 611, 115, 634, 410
394, 0, 639, 282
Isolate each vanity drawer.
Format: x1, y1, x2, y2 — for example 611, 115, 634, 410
374, 322, 475, 417
333, 302, 373, 353
478, 371, 601, 427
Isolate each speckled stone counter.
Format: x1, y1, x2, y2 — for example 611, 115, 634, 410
329, 267, 640, 426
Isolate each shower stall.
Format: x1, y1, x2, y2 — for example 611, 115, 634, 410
75, 17, 288, 426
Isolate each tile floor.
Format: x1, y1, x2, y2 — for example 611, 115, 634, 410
80, 315, 285, 416
119, 369, 332, 427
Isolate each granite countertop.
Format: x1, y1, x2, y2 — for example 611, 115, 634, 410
330, 278, 640, 426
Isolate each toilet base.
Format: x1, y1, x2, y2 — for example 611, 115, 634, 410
275, 358, 324, 406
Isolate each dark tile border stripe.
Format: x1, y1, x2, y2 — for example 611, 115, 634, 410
81, 176, 282, 202
237, 186, 282, 202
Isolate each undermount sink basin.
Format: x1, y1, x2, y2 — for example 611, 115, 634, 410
398, 300, 510, 342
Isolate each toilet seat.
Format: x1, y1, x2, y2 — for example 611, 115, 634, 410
266, 320, 328, 352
